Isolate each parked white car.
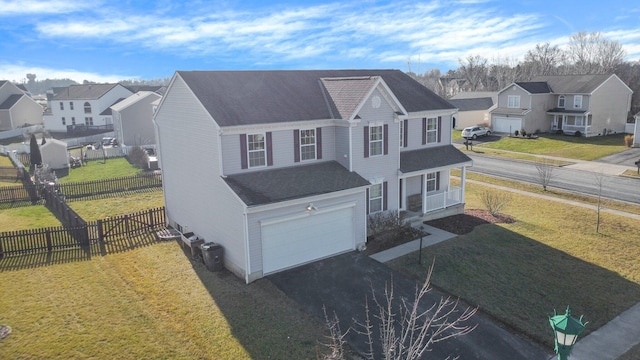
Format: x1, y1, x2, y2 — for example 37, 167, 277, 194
461, 126, 491, 139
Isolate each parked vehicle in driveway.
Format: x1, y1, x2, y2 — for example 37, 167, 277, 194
462, 126, 491, 139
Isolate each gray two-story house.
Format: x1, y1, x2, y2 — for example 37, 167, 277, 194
491, 74, 632, 136
154, 70, 472, 283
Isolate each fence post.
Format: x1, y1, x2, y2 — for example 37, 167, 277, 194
97, 219, 106, 256
0, 234, 3, 260
148, 209, 154, 228
46, 228, 52, 252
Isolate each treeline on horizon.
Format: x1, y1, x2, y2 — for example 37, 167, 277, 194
407, 31, 640, 116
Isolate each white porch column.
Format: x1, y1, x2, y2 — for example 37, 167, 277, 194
461, 166, 467, 204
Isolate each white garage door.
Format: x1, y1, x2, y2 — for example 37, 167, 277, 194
493, 117, 522, 134
261, 207, 354, 274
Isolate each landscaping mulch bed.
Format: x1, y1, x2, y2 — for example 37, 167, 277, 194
424, 209, 515, 235
365, 209, 516, 255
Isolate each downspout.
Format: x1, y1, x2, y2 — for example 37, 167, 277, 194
243, 210, 251, 284
348, 125, 353, 171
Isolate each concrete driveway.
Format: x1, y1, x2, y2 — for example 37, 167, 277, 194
596, 147, 640, 167
268, 252, 551, 359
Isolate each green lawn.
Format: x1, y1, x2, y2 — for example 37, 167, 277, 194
58, 157, 144, 183
68, 191, 165, 221
477, 133, 629, 160
388, 182, 640, 348
0, 205, 62, 231
0, 241, 327, 359
0, 155, 13, 166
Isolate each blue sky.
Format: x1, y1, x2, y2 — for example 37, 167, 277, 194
1, 0, 639, 84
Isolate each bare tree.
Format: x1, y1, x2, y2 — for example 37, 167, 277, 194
522, 42, 565, 79
318, 306, 348, 360
593, 174, 608, 233
320, 262, 477, 360
487, 56, 519, 91
479, 190, 511, 216
566, 32, 626, 74
458, 55, 488, 91
535, 159, 554, 191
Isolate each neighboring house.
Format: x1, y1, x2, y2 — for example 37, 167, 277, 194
42, 84, 133, 133
40, 138, 69, 170
0, 80, 43, 131
448, 92, 497, 130
491, 74, 633, 136
111, 91, 162, 148
155, 70, 472, 283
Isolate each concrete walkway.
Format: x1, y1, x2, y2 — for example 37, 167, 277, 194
371, 152, 640, 359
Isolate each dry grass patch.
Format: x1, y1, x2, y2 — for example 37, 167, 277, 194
0, 205, 61, 231
0, 241, 327, 359
68, 191, 165, 221
389, 182, 640, 348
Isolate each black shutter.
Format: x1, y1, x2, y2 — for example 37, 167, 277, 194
293, 129, 300, 162
316, 127, 322, 159
266, 132, 273, 166
240, 134, 248, 169
383, 124, 388, 155
437, 116, 442, 143
364, 126, 369, 158
383, 181, 388, 211
403, 119, 408, 147
366, 187, 370, 214
436, 172, 440, 190
422, 118, 426, 145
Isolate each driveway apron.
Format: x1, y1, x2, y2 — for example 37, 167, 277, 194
268, 251, 550, 359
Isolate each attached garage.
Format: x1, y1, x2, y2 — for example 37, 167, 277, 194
492, 117, 522, 134
261, 206, 355, 274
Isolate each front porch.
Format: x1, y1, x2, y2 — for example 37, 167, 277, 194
549, 111, 592, 136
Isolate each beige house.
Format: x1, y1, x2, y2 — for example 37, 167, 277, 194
491, 74, 632, 136
0, 81, 43, 131
448, 92, 497, 130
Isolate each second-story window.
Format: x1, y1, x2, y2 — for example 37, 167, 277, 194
426, 117, 437, 144
507, 95, 520, 108
59, 102, 64, 110
61, 117, 66, 125
84, 102, 92, 114
574, 95, 582, 109
300, 129, 316, 161
369, 125, 383, 156
71, 117, 76, 125
558, 95, 565, 108
85, 117, 93, 126
70, 102, 74, 110
248, 133, 266, 168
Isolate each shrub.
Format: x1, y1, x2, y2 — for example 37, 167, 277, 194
624, 134, 634, 147
128, 146, 148, 169
521, 129, 527, 137
367, 210, 416, 240
479, 190, 511, 216
514, 130, 519, 137
575, 131, 582, 137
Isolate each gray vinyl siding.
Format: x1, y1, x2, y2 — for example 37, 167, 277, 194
244, 191, 366, 278
590, 77, 631, 134
155, 75, 247, 279
11, 96, 43, 128
351, 89, 400, 211
526, 95, 553, 133
221, 125, 338, 175
117, 94, 160, 146
334, 125, 351, 169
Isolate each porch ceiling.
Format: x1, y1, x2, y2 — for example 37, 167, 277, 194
400, 145, 472, 174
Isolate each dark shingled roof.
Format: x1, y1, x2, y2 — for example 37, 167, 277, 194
400, 145, 472, 174
53, 83, 121, 100
100, 98, 127, 115
223, 161, 370, 206
515, 82, 552, 94
0, 94, 23, 109
531, 74, 613, 94
448, 97, 493, 111
546, 108, 588, 114
177, 70, 455, 127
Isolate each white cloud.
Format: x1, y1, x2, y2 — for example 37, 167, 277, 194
0, 0, 100, 15
0, 63, 136, 84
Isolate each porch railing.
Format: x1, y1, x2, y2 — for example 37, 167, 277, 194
425, 186, 462, 212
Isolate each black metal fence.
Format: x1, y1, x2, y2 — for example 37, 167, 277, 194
0, 207, 166, 258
